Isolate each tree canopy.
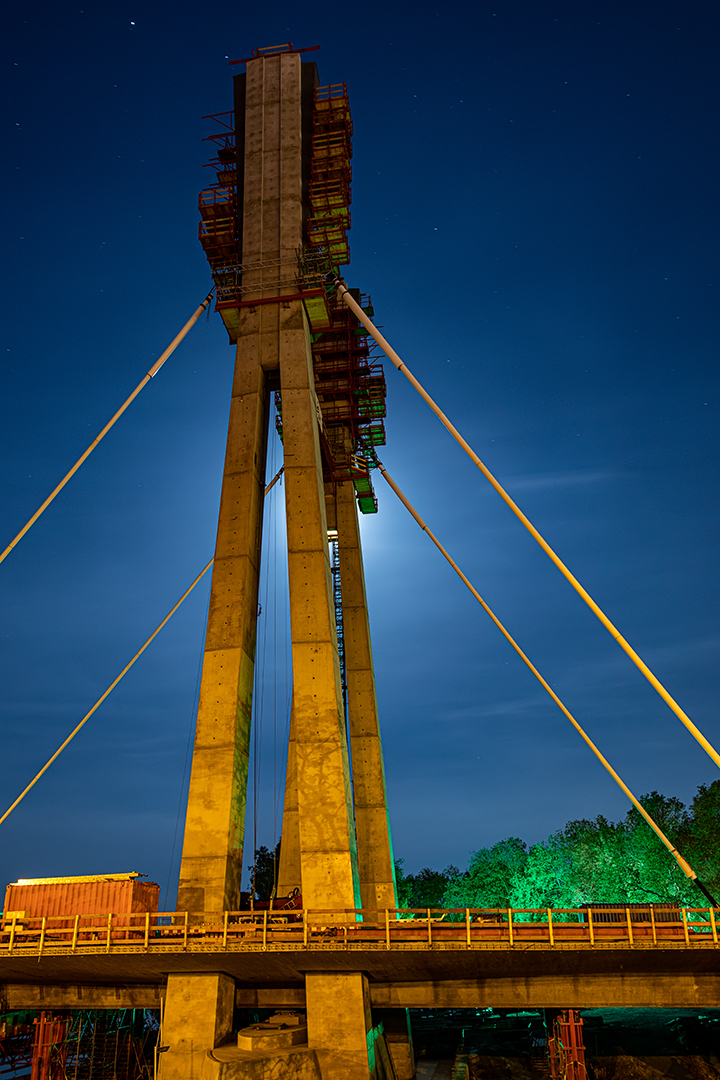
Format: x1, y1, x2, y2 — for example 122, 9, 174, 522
246, 840, 281, 900
399, 781, 720, 911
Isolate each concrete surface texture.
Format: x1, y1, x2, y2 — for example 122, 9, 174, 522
211, 1046, 322, 1080
306, 972, 375, 1080
161, 972, 235, 1080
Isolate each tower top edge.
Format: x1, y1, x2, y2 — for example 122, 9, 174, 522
230, 44, 320, 68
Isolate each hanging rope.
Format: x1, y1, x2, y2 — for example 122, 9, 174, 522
0, 288, 215, 568
377, 460, 718, 906
336, 280, 720, 774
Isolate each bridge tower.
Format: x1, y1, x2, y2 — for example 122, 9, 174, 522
161, 45, 402, 1080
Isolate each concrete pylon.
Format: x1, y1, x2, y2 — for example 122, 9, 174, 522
166, 47, 398, 1080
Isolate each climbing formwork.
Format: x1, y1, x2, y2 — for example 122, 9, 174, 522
199, 71, 386, 517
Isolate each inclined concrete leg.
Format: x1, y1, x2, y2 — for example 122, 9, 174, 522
176, 357, 269, 916
280, 308, 360, 913
335, 480, 397, 915
161, 973, 235, 1080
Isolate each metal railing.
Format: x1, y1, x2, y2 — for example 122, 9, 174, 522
0, 906, 718, 958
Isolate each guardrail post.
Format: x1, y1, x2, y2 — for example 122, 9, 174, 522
682, 908, 690, 945
38, 916, 47, 956
144, 912, 150, 950
466, 909, 471, 947
71, 915, 79, 953
262, 910, 268, 949
507, 908, 514, 947
650, 905, 657, 945
223, 911, 229, 949
710, 907, 718, 945
303, 909, 308, 946
106, 913, 113, 953
588, 908, 594, 947
385, 909, 390, 949
547, 909, 554, 946
427, 909, 432, 946
183, 912, 189, 950
8, 917, 16, 953
625, 907, 634, 946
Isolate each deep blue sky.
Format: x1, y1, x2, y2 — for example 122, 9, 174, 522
1, 1, 718, 907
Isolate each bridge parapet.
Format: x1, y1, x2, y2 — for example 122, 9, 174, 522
1, 905, 718, 957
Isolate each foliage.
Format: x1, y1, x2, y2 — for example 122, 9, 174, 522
444, 838, 527, 909
395, 859, 460, 910
396, 782, 720, 914
247, 841, 281, 900
684, 781, 720, 903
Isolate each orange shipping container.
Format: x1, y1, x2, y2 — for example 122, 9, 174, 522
2, 873, 159, 923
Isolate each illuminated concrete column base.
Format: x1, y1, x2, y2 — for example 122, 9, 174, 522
305, 972, 395, 1080
161, 972, 235, 1080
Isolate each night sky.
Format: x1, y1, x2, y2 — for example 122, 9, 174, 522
2, 1, 718, 908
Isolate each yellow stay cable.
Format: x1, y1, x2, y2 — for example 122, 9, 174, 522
0, 560, 214, 828
378, 460, 718, 904
336, 281, 720, 773
0, 289, 215, 567
0, 465, 285, 828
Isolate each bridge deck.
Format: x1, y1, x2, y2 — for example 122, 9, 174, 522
1, 907, 719, 1008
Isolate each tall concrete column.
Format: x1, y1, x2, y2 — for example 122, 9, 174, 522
176, 359, 268, 915
178, 46, 310, 918
306, 972, 378, 1080
336, 481, 397, 913
280, 325, 361, 913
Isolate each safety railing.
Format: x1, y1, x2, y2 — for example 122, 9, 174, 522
0, 906, 718, 958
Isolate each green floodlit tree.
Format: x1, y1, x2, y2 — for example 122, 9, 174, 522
684, 782, 720, 902
443, 838, 528, 910
618, 792, 693, 904
433, 781, 720, 915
